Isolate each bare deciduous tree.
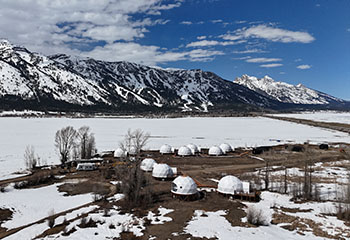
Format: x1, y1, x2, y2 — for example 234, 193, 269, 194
117, 129, 153, 210
78, 126, 96, 159
120, 162, 153, 211
119, 129, 150, 161
55, 126, 78, 164
24, 145, 39, 170
302, 143, 314, 200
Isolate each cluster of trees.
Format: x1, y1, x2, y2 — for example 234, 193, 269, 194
119, 128, 150, 159
55, 126, 96, 164
251, 145, 319, 201
24, 145, 40, 170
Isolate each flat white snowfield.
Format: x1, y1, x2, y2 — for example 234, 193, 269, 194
1, 116, 350, 180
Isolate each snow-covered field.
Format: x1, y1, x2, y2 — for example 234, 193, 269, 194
184, 209, 322, 240
273, 111, 350, 124
183, 191, 350, 240
1, 116, 350, 180
0, 182, 93, 229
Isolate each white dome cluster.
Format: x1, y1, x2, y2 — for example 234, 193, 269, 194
140, 158, 156, 172
152, 163, 174, 179
171, 176, 198, 195
160, 144, 173, 154
178, 146, 193, 156
208, 146, 224, 156
219, 143, 233, 154
217, 175, 243, 195
114, 148, 127, 158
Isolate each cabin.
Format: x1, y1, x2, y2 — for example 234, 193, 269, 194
178, 146, 193, 156
159, 144, 174, 155
208, 146, 224, 156
171, 176, 199, 200
114, 148, 127, 158
217, 175, 243, 195
152, 163, 175, 180
140, 158, 156, 172
219, 143, 233, 154
217, 175, 260, 202
187, 143, 199, 154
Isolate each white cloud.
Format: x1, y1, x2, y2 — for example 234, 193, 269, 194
186, 39, 245, 48
222, 24, 315, 43
0, 0, 182, 60
233, 49, 267, 54
297, 64, 311, 69
260, 63, 283, 68
211, 19, 223, 23
84, 42, 224, 65
83, 25, 144, 43
187, 49, 224, 62
221, 34, 242, 41
197, 36, 207, 40
232, 56, 251, 60
180, 21, 193, 25
246, 57, 282, 63
347, 28, 350, 32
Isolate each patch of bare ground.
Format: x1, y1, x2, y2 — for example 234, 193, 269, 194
0, 208, 12, 233
57, 180, 110, 196
272, 212, 349, 240
34, 205, 103, 239
141, 188, 246, 239
279, 207, 312, 213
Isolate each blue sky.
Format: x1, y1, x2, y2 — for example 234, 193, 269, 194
1, 0, 349, 99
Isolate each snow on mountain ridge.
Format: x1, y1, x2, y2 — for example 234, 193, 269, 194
0, 40, 346, 112
234, 75, 342, 105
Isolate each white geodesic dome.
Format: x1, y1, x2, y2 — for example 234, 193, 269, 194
217, 175, 243, 195
160, 144, 173, 154
152, 163, 174, 179
129, 146, 138, 155
187, 143, 199, 154
208, 146, 224, 156
140, 158, 156, 172
178, 146, 192, 156
219, 143, 233, 154
114, 148, 126, 158
171, 176, 198, 195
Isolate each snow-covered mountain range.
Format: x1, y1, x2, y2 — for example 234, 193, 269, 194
0, 40, 347, 113
234, 75, 343, 105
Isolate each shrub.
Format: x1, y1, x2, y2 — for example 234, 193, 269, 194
246, 206, 269, 226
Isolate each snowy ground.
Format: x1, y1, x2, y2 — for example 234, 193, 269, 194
273, 111, 350, 124
243, 159, 350, 201
38, 204, 173, 240
0, 183, 93, 229
183, 209, 322, 240
1, 116, 350, 180
3, 206, 98, 240
183, 192, 350, 240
